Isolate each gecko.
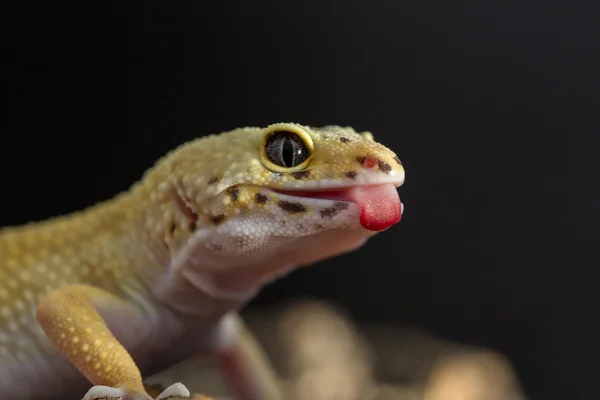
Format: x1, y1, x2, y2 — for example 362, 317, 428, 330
0, 122, 405, 400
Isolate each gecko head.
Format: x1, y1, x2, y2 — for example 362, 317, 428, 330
158, 123, 404, 296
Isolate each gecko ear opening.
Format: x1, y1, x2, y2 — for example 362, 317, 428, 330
261, 123, 314, 173
172, 188, 199, 223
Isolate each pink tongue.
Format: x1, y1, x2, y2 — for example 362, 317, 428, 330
344, 184, 402, 231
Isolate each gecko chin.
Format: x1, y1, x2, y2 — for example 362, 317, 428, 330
172, 221, 376, 303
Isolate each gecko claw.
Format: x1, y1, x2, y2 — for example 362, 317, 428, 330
81, 385, 127, 400
80, 384, 188, 400
155, 383, 191, 400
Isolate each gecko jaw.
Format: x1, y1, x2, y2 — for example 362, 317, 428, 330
269, 172, 404, 200
271, 182, 404, 231
271, 188, 354, 203
272, 172, 404, 190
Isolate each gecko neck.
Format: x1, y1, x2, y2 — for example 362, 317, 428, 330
151, 225, 373, 323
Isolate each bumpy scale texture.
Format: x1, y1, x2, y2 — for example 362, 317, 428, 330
0, 122, 404, 400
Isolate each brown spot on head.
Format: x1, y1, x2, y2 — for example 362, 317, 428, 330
378, 160, 392, 173
255, 193, 268, 204
226, 185, 239, 201
211, 214, 226, 225
346, 171, 357, 179
292, 170, 310, 180
208, 177, 219, 184
356, 156, 367, 165
188, 221, 196, 231
169, 222, 176, 234
340, 137, 351, 143
393, 156, 402, 165
277, 200, 307, 214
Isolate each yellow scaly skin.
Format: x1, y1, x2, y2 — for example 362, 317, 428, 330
0, 123, 405, 400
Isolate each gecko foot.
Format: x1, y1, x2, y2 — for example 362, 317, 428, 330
155, 383, 191, 399
81, 385, 129, 400
80, 383, 191, 400
147, 383, 213, 400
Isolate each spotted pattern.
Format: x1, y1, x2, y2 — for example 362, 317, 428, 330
211, 215, 226, 225
0, 122, 404, 398
36, 285, 146, 393
292, 171, 310, 180
255, 193, 268, 204
378, 160, 392, 173
319, 202, 350, 218
356, 155, 396, 174
226, 186, 240, 201
277, 201, 307, 214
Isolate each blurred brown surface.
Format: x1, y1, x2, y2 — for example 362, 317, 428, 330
148, 299, 527, 400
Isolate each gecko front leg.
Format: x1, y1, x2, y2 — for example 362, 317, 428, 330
36, 284, 195, 400
202, 314, 283, 400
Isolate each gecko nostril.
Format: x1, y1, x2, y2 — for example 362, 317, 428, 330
357, 156, 378, 169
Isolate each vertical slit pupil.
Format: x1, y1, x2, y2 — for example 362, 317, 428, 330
282, 139, 296, 167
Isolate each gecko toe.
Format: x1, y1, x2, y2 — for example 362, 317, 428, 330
82, 385, 127, 400
155, 382, 191, 400
81, 385, 157, 400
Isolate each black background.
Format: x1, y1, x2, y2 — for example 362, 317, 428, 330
3, 2, 598, 399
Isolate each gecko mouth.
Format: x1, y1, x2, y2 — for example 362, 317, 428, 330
273, 183, 403, 232
272, 188, 351, 202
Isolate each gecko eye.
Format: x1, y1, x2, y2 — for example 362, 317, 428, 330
265, 131, 310, 168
